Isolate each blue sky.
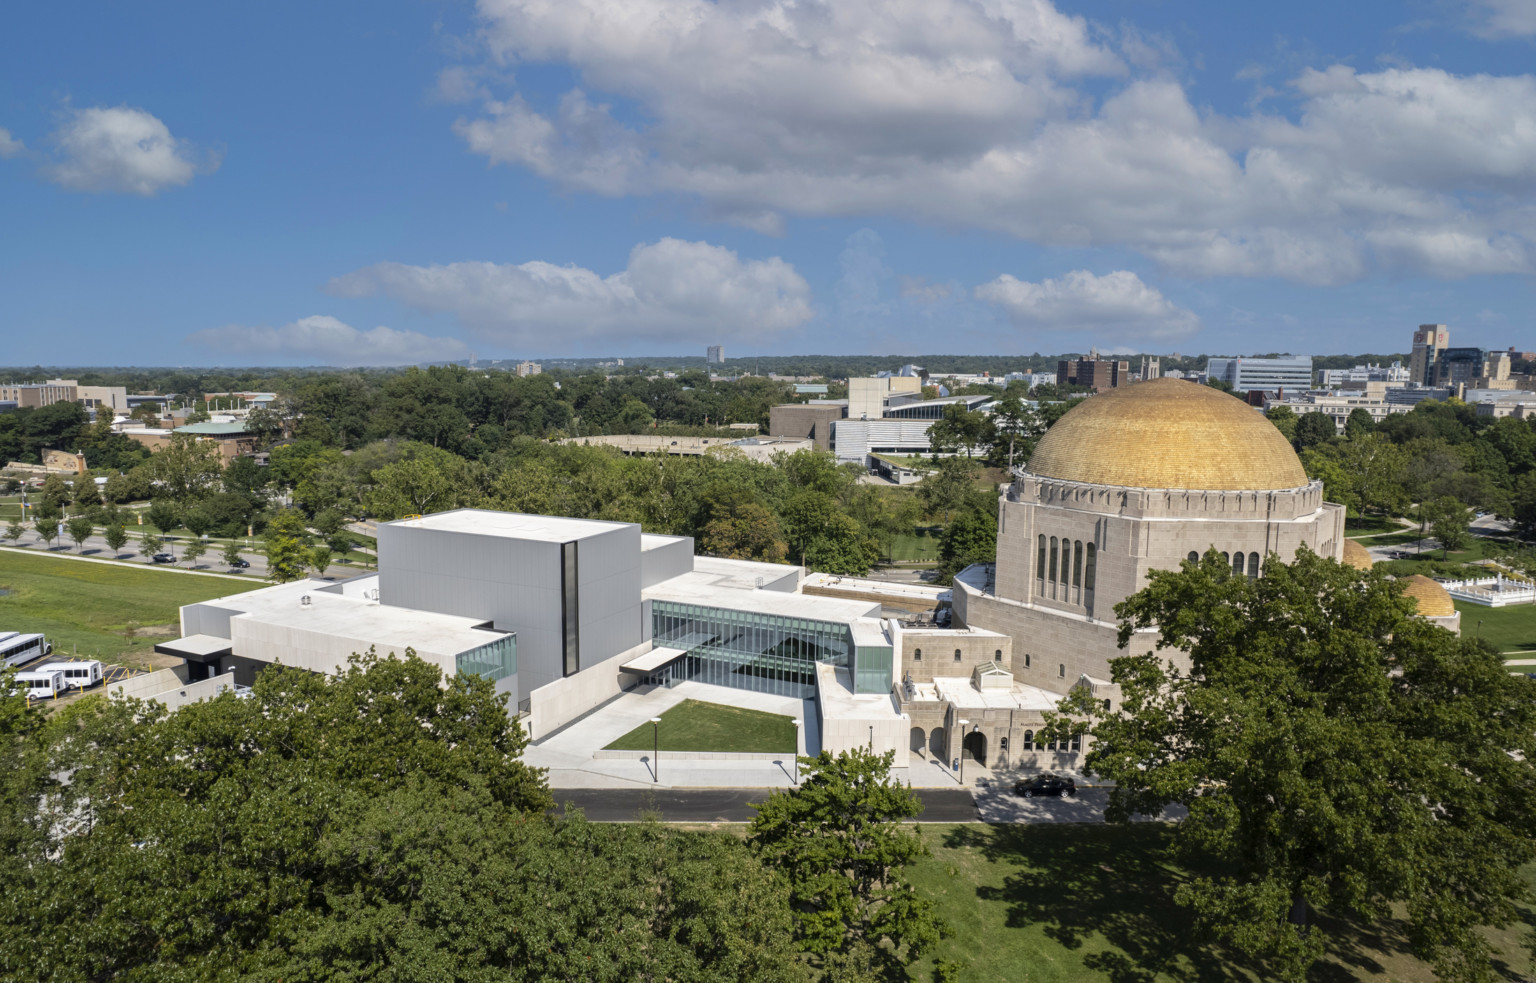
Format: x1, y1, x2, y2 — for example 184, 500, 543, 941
2, 0, 1534, 366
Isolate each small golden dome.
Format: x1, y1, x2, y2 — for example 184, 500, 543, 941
1400, 575, 1456, 618
1342, 539, 1374, 571
1025, 379, 1309, 491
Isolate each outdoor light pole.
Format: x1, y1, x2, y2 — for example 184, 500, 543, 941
651, 716, 662, 784
792, 718, 802, 785
957, 718, 970, 785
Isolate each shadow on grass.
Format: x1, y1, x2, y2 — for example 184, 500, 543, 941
939, 824, 1436, 983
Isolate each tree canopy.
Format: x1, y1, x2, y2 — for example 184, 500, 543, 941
1063, 546, 1536, 982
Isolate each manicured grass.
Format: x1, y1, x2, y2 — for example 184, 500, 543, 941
1355, 530, 1424, 547
604, 699, 797, 753
1456, 600, 1536, 653
901, 823, 1536, 983
0, 550, 254, 667
1345, 514, 1407, 536
888, 531, 941, 563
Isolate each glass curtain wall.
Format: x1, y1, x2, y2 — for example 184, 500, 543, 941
455, 634, 517, 685
650, 600, 852, 698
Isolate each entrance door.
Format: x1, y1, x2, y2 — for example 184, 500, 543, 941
963, 730, 987, 767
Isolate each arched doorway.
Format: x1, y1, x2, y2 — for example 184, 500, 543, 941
929, 727, 946, 758
910, 727, 926, 755
963, 730, 987, 767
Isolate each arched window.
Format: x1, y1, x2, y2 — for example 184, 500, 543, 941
1233, 552, 1246, 576
1060, 541, 1071, 585
1102, 698, 1111, 712
1085, 543, 1097, 591
954, 649, 962, 662
1221, 551, 1230, 564
1049, 538, 1058, 584
1058, 663, 1066, 678
913, 648, 922, 661
995, 649, 1002, 660
1187, 550, 1199, 564
1072, 541, 1083, 587
1023, 730, 1034, 750
1036, 534, 1046, 580
1248, 552, 1260, 578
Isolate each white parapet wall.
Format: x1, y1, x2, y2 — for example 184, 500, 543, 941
527, 639, 653, 741
108, 668, 239, 711
815, 663, 910, 768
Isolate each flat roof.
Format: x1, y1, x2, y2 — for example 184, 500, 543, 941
197, 579, 505, 657
174, 421, 251, 436
619, 645, 688, 673
644, 575, 879, 623
816, 664, 904, 721
930, 675, 1063, 711
386, 508, 634, 542
801, 573, 949, 602
155, 634, 234, 662
688, 555, 802, 591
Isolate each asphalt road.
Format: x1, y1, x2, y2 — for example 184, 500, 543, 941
551, 788, 980, 823
4, 528, 272, 577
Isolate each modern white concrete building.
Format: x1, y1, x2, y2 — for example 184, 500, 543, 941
159, 509, 914, 762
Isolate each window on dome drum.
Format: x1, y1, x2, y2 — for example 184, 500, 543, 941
1072, 541, 1083, 587
1187, 550, 1199, 564
1060, 541, 1071, 585
913, 648, 921, 661
1233, 552, 1246, 576
1037, 535, 1046, 580
1249, 552, 1260, 578
954, 649, 962, 662
1049, 537, 1059, 584
1085, 543, 1096, 591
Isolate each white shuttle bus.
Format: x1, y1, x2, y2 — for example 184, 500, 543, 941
0, 632, 50, 669
14, 669, 66, 700
37, 660, 103, 690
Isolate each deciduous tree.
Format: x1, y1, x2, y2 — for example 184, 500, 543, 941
103, 524, 128, 557
264, 509, 313, 582
1062, 547, 1536, 982
65, 516, 93, 553
750, 748, 945, 977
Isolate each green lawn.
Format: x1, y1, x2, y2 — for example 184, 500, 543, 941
888, 531, 941, 563
1454, 600, 1536, 653
901, 823, 1536, 983
1345, 515, 1407, 536
1355, 530, 1424, 547
0, 550, 254, 667
604, 699, 797, 753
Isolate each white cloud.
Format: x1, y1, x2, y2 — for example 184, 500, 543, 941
48, 106, 212, 195
450, 0, 1536, 283
975, 269, 1200, 341
0, 128, 23, 159
185, 316, 468, 367
328, 238, 813, 346
1464, 0, 1536, 37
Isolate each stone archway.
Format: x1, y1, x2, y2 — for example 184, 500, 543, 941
909, 726, 926, 756
929, 727, 946, 758
963, 730, 987, 767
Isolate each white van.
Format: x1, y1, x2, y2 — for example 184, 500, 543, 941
36, 660, 103, 690
15, 669, 66, 700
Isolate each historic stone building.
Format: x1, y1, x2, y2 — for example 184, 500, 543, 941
898, 378, 1351, 773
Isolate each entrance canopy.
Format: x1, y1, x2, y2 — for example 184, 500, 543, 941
620, 645, 688, 674
154, 634, 233, 664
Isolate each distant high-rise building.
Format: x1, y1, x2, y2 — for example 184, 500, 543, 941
1056, 357, 1129, 391
515, 360, 542, 377
706, 345, 725, 364
1410, 324, 1450, 386
1205, 355, 1313, 393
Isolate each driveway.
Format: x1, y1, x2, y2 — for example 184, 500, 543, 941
972, 782, 1186, 824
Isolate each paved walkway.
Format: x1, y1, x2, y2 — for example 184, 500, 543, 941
550, 787, 979, 823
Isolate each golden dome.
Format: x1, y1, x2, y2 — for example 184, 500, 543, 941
1025, 378, 1309, 491
1342, 539, 1374, 572
1399, 575, 1456, 618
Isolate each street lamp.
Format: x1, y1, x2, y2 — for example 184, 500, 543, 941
957, 718, 970, 785
651, 716, 663, 784
792, 718, 803, 784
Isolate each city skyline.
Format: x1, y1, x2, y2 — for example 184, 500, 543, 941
2, 1, 1535, 366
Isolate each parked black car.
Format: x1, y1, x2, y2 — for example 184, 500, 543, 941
230, 558, 250, 568
1014, 774, 1077, 798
